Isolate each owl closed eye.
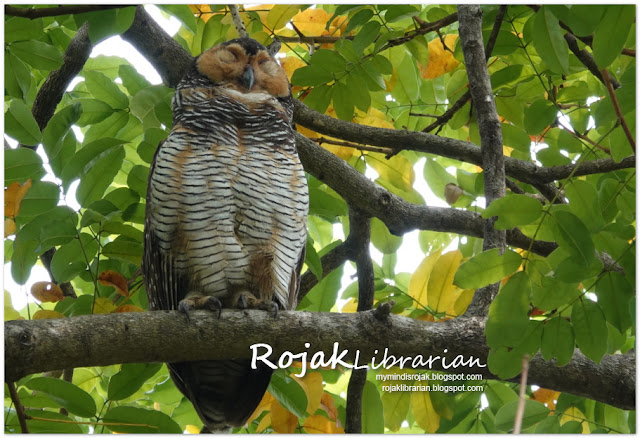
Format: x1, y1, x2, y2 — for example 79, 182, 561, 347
196, 38, 290, 98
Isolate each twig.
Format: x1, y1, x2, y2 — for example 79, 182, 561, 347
513, 355, 530, 434
601, 69, 635, 152
5, 4, 127, 19
228, 4, 249, 39
7, 381, 29, 433
312, 137, 395, 156
564, 33, 620, 90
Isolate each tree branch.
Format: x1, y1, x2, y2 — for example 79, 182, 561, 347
5, 312, 635, 410
228, 4, 249, 39
7, 381, 29, 433
5, 4, 128, 19
458, 5, 506, 316
601, 69, 635, 152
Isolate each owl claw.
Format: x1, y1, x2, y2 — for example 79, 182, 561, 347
178, 296, 223, 319
259, 300, 279, 319
178, 299, 194, 320
201, 296, 222, 319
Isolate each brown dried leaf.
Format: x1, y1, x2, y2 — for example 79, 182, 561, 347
114, 304, 144, 313
5, 218, 17, 237
31, 281, 64, 303
32, 309, 66, 319
444, 183, 463, 205
98, 270, 129, 297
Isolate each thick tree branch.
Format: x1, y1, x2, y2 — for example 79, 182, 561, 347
293, 100, 636, 186
295, 132, 556, 257
5, 312, 635, 410
5, 4, 127, 19
121, 6, 193, 88
458, 5, 506, 316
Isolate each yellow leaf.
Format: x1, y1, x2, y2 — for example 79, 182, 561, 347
559, 406, 589, 433
93, 297, 117, 314
248, 391, 274, 425
31, 281, 64, 303
188, 5, 212, 22
267, 5, 300, 31
185, 424, 201, 434
408, 249, 442, 307
382, 391, 411, 432
367, 153, 415, 192
320, 392, 339, 421
303, 414, 344, 433
411, 390, 440, 433
280, 56, 306, 81
255, 412, 272, 433
292, 372, 323, 414
114, 304, 144, 313
5, 179, 32, 218
33, 309, 65, 320
5, 218, 16, 237
270, 399, 298, 433
451, 289, 475, 316
98, 270, 129, 297
292, 8, 332, 35
427, 250, 463, 313
296, 122, 355, 162
420, 34, 460, 79
340, 297, 358, 313
5, 290, 22, 321
355, 107, 395, 130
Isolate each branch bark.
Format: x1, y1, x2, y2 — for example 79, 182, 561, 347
5, 5, 127, 19
458, 5, 506, 316
5, 311, 635, 411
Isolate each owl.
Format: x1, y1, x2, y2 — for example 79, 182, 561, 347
143, 38, 308, 432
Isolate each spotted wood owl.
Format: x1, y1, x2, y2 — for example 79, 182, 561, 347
143, 38, 308, 432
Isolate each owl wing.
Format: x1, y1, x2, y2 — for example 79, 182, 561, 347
143, 140, 187, 311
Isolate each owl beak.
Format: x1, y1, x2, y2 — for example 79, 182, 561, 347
240, 65, 255, 90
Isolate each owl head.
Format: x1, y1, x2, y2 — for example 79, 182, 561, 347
196, 38, 290, 98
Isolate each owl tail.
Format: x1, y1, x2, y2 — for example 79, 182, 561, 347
168, 359, 273, 432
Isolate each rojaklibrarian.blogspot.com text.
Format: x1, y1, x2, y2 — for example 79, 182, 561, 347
250, 342, 486, 378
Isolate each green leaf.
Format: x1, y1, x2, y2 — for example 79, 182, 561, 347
382, 391, 411, 432
482, 194, 543, 229
298, 264, 343, 312
332, 80, 354, 120
395, 54, 420, 101
541, 316, 574, 366
423, 157, 455, 201
353, 21, 381, 56
102, 237, 143, 265
76, 145, 125, 207
563, 5, 605, 37
51, 233, 98, 282
531, 276, 581, 310
291, 64, 334, 86
5, 51, 33, 100
310, 49, 347, 73
269, 372, 308, 418
524, 99, 557, 135
362, 381, 384, 433
454, 248, 522, 289
304, 237, 322, 280
552, 210, 595, 267
564, 180, 604, 232
495, 400, 550, 431
82, 110, 129, 145
16, 181, 59, 218
384, 5, 420, 23
5, 147, 45, 184
370, 218, 403, 254
5, 16, 44, 42
75, 98, 114, 126
108, 363, 163, 401
42, 103, 82, 174
84, 70, 129, 109
501, 123, 531, 152
595, 272, 633, 333
484, 381, 519, 415
127, 165, 150, 197
346, 73, 372, 112
10, 40, 63, 70
267, 5, 300, 30
103, 406, 182, 433
157, 4, 198, 34
130, 85, 173, 128
26, 376, 97, 418
593, 6, 634, 69
119, 64, 152, 96
346, 9, 374, 33
60, 138, 126, 187
485, 271, 531, 348
571, 298, 608, 363
5, 99, 41, 146
532, 7, 569, 74
74, 7, 136, 43
491, 65, 524, 90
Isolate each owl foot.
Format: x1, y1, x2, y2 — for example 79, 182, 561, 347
178, 296, 222, 320
234, 292, 279, 318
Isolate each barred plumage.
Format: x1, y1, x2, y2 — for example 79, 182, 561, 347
143, 38, 308, 432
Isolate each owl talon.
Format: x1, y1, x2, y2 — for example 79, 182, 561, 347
237, 294, 248, 310
178, 299, 194, 320
259, 300, 279, 319
201, 296, 222, 319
